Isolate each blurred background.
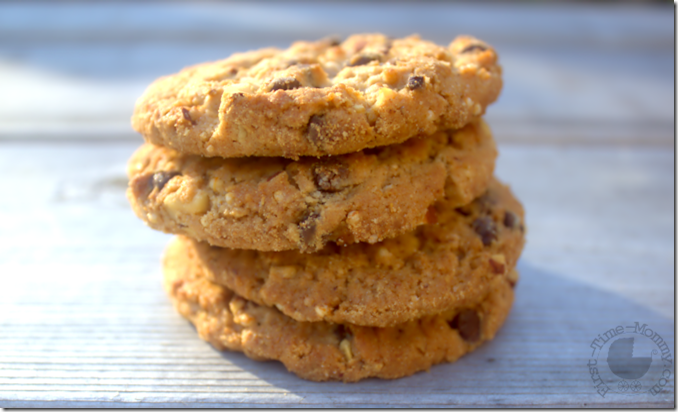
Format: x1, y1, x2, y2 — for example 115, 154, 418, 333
0, 1, 673, 144
1, 1, 674, 408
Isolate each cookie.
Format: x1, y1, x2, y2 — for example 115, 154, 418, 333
164, 236, 515, 382
168, 178, 524, 327
127, 119, 498, 252
132, 33, 502, 159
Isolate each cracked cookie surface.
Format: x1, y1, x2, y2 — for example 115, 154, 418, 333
127, 119, 497, 252
132, 33, 502, 159
168, 178, 524, 327
164, 236, 515, 382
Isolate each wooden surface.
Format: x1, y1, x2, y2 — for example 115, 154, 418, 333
0, 2, 674, 408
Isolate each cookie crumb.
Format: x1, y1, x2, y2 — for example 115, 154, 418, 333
315, 306, 329, 317
229, 296, 246, 314
375, 247, 395, 266
270, 266, 297, 279
489, 254, 506, 274
506, 269, 520, 287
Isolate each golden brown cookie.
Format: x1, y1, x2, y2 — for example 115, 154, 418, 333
127, 120, 497, 252
164, 236, 516, 382
132, 33, 502, 159
168, 178, 524, 327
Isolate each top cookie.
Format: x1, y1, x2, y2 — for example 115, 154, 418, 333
132, 33, 502, 159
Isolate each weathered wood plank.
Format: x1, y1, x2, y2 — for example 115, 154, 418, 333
0, 141, 672, 407
1, 3, 672, 48
0, 3, 673, 144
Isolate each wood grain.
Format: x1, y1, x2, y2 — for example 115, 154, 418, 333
0, 2, 674, 407
0, 141, 672, 408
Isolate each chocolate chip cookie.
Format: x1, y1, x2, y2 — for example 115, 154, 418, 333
167, 178, 524, 327
127, 120, 497, 252
132, 34, 502, 159
164, 236, 515, 382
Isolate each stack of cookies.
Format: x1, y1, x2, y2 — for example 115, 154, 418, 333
126, 34, 525, 382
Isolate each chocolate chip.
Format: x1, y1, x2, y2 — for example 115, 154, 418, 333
472, 216, 497, 246
477, 191, 498, 208
503, 211, 520, 229
406, 76, 425, 90
152, 171, 181, 192
181, 108, 195, 124
313, 163, 349, 192
306, 114, 325, 146
268, 77, 302, 92
299, 212, 320, 247
132, 171, 181, 200
448, 309, 481, 342
460, 44, 488, 54
349, 52, 381, 66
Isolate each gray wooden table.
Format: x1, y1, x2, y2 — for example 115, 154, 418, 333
0, 2, 674, 408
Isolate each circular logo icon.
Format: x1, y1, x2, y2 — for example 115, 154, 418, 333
587, 323, 673, 397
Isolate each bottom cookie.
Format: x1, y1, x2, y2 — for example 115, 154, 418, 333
163, 237, 515, 382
